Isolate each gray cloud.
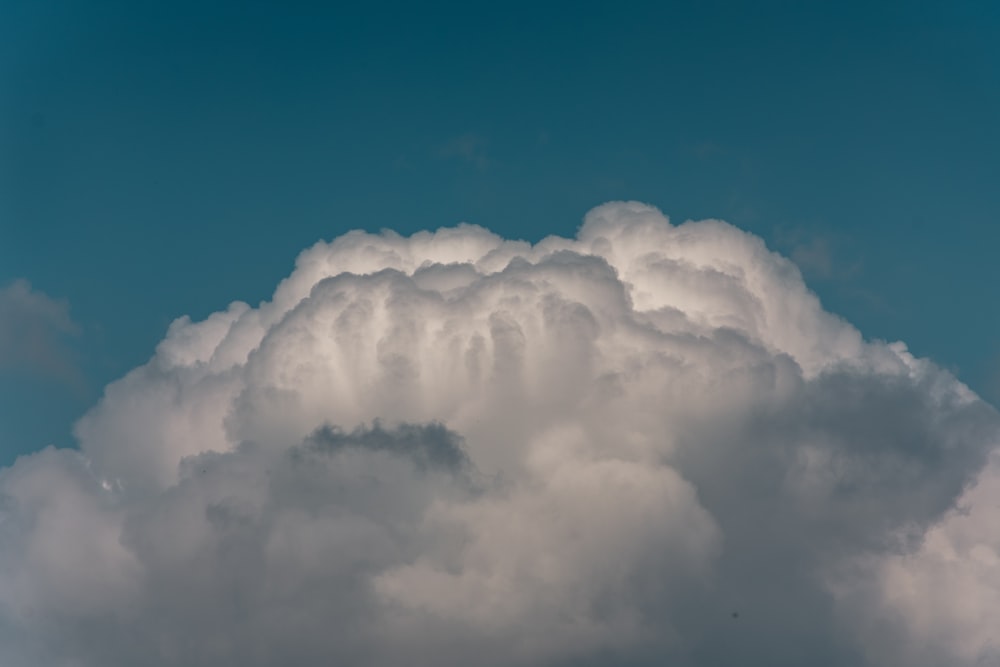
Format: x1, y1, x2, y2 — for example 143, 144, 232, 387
0, 279, 80, 384
773, 227, 863, 285
0, 203, 997, 666
438, 133, 491, 169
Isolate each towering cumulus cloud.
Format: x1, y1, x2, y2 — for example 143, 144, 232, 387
1, 202, 997, 666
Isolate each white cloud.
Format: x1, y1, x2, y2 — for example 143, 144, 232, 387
0, 202, 997, 666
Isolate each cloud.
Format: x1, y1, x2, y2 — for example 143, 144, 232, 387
438, 133, 491, 169
771, 226, 862, 284
0, 279, 81, 384
790, 235, 836, 278
0, 202, 997, 666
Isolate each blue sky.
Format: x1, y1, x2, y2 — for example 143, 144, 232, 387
2, 0, 999, 462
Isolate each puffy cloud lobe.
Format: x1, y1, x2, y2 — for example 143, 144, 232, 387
0, 202, 997, 666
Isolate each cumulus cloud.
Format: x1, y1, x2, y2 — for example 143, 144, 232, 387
0, 279, 80, 384
0, 202, 997, 666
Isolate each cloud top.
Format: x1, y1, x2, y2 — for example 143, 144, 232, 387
1, 202, 997, 666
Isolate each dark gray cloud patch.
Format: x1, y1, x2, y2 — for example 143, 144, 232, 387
306, 420, 471, 473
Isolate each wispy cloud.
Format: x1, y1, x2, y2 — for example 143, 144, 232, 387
790, 235, 837, 279
0, 279, 82, 387
774, 225, 862, 282
437, 132, 491, 169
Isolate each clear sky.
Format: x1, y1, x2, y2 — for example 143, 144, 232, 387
2, 1, 999, 459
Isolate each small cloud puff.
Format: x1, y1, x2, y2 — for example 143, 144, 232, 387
0, 279, 80, 384
438, 133, 491, 169
0, 202, 997, 666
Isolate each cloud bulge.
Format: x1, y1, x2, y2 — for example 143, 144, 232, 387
1, 202, 998, 666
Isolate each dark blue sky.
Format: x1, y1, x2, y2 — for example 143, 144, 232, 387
2, 0, 999, 462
